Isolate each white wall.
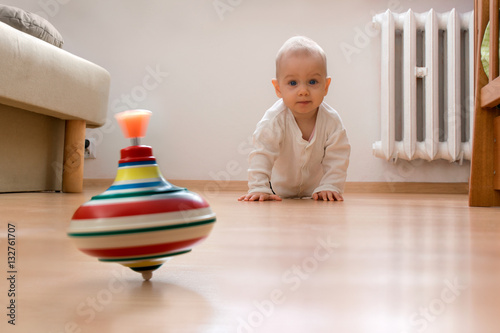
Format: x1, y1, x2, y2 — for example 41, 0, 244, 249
7, 0, 474, 183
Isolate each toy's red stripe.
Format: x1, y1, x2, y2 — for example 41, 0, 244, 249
72, 197, 209, 220
78, 237, 206, 258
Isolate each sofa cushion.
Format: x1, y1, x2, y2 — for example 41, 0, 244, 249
0, 4, 63, 48
0, 19, 110, 128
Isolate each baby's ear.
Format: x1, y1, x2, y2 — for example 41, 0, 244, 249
272, 79, 282, 98
324, 77, 332, 95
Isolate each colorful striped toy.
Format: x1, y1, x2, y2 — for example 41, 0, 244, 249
68, 110, 216, 280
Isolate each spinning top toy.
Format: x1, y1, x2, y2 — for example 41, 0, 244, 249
68, 110, 216, 281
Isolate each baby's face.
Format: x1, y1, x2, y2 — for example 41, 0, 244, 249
273, 52, 330, 119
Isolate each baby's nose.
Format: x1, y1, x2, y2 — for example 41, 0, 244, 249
298, 85, 309, 95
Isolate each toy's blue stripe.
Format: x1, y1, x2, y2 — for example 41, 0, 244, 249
119, 160, 156, 167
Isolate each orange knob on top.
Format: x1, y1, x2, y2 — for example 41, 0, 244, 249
115, 110, 152, 140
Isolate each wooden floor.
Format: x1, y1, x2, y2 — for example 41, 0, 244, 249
1, 182, 500, 333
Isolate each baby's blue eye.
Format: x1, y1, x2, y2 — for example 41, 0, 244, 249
309, 79, 318, 85
289, 81, 297, 86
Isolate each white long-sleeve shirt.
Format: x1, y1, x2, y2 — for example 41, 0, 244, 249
247, 99, 350, 198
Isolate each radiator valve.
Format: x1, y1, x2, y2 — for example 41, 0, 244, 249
415, 67, 428, 78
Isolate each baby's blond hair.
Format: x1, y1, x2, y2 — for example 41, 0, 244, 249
275, 36, 327, 78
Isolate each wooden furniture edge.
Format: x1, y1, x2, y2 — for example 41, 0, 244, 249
62, 120, 86, 193
495, 116, 500, 189
469, 0, 500, 206
481, 76, 500, 107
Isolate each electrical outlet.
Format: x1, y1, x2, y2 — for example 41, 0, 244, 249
84, 138, 96, 159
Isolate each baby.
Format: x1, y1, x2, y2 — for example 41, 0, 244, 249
238, 36, 350, 202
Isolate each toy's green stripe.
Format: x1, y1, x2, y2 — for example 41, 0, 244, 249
67, 218, 216, 237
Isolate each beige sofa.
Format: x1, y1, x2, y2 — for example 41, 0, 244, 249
0, 20, 110, 193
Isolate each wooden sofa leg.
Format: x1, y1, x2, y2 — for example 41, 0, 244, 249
495, 116, 500, 190
63, 120, 86, 193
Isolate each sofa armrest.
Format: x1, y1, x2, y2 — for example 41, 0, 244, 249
0, 21, 110, 127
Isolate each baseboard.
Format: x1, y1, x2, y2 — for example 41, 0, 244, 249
83, 179, 469, 194
344, 182, 468, 194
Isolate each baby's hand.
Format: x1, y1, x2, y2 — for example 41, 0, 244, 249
238, 192, 282, 202
312, 191, 343, 201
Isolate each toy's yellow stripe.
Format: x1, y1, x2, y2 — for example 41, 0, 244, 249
123, 260, 165, 268
115, 166, 160, 181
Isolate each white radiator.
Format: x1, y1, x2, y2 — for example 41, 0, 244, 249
372, 9, 474, 163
